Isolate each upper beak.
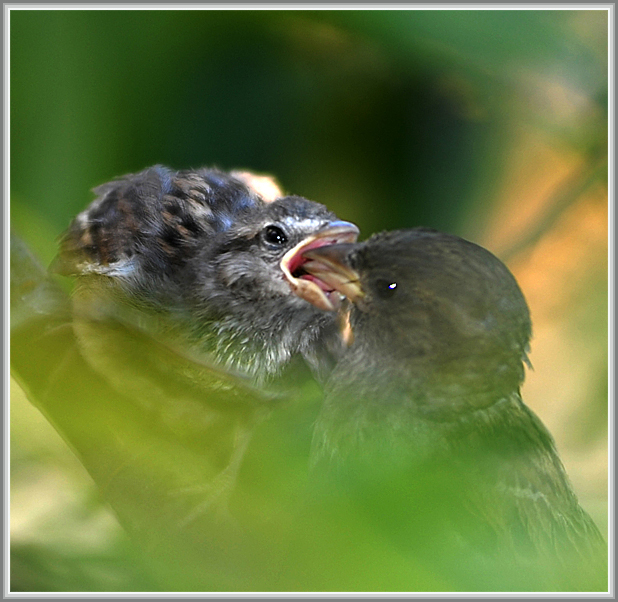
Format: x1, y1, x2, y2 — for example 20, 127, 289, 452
301, 243, 364, 304
281, 221, 359, 311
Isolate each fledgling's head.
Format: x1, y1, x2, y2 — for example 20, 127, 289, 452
191, 195, 358, 316
184, 195, 359, 378
303, 228, 532, 405
54, 165, 357, 311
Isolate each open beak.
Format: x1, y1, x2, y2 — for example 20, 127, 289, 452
281, 221, 359, 311
301, 243, 364, 306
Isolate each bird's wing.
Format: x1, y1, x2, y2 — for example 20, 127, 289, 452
456, 394, 608, 591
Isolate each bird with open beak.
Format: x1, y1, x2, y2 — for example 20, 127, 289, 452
51, 165, 359, 529
55, 165, 358, 383
299, 227, 607, 592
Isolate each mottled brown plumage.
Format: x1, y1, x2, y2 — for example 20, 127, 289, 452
51, 165, 358, 527
56, 167, 269, 279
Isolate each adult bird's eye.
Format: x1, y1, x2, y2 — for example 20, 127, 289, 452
262, 225, 288, 247
375, 279, 398, 299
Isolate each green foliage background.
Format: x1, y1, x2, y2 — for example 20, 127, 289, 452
12, 10, 607, 261
10, 8, 609, 592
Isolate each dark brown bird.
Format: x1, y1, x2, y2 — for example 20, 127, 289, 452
300, 228, 607, 591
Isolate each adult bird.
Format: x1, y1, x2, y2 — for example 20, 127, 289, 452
299, 228, 607, 592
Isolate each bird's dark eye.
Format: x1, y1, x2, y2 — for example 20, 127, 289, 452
262, 225, 288, 247
375, 279, 398, 299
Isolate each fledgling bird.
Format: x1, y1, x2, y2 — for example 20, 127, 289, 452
55, 165, 357, 383
52, 165, 358, 526
300, 228, 607, 591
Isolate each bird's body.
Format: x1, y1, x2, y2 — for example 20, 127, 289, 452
302, 228, 607, 591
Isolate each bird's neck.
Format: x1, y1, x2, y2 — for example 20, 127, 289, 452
331, 332, 527, 414
72, 282, 338, 385
185, 299, 339, 384
315, 340, 548, 469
